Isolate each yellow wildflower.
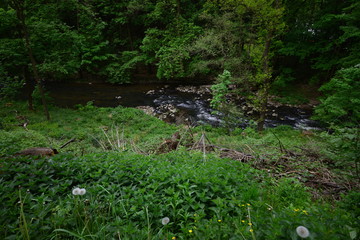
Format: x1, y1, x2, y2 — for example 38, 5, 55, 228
241, 220, 245, 223
172, 237, 176, 240
189, 230, 193, 233
248, 223, 252, 226
250, 229, 254, 233
302, 210, 308, 215
247, 203, 251, 206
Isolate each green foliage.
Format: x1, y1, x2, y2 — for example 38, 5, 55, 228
31, 85, 53, 106
187, 11, 247, 78
142, 20, 201, 80
210, 70, 244, 132
0, 150, 357, 239
272, 67, 296, 90
0, 130, 49, 155
210, 70, 231, 109
339, 191, 360, 220
278, 0, 359, 90
319, 127, 359, 178
75, 101, 96, 111
0, 100, 358, 239
30, 20, 82, 78
105, 51, 146, 84
314, 66, 360, 126
0, 101, 176, 156
0, 72, 24, 100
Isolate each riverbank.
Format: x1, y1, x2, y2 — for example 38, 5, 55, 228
1, 101, 357, 195
43, 82, 322, 130
0, 100, 359, 239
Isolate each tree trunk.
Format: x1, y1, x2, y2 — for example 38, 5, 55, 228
23, 67, 35, 111
257, 32, 272, 131
11, 0, 50, 120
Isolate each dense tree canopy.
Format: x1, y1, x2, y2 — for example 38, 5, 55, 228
0, 0, 359, 126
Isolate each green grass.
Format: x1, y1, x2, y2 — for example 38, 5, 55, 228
0, 101, 359, 239
0, 101, 177, 156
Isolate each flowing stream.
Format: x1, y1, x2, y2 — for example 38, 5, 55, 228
46, 82, 321, 130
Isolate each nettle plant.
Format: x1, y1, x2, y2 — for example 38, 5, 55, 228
0, 151, 357, 239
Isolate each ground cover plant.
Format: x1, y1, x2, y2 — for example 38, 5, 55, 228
0, 101, 359, 239
0, 151, 357, 239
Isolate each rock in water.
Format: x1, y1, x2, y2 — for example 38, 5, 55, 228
15, 147, 58, 157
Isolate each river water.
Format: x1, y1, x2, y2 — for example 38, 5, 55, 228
46, 82, 321, 130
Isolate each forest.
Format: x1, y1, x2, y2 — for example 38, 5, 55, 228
0, 0, 359, 239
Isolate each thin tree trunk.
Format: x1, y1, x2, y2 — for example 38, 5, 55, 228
23, 67, 34, 111
11, 0, 50, 120
127, 22, 134, 51
177, 0, 181, 17
257, 32, 272, 131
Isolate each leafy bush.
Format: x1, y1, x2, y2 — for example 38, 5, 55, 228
0, 75, 24, 100
339, 191, 360, 220
314, 65, 360, 126
319, 127, 360, 179
211, 70, 245, 133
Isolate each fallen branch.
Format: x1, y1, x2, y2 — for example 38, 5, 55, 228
59, 138, 76, 149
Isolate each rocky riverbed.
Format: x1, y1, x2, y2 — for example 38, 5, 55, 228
47, 82, 322, 130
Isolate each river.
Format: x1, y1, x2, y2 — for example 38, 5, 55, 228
46, 82, 321, 130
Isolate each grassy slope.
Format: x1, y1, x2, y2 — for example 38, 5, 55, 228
0, 101, 359, 239
0, 101, 177, 156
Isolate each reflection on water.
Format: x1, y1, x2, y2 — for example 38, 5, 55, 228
46, 82, 321, 130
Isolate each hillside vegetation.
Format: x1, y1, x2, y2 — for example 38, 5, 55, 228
0, 101, 359, 239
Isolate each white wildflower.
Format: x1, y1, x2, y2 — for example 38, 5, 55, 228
78, 188, 86, 195
161, 217, 170, 225
296, 226, 310, 238
72, 188, 81, 195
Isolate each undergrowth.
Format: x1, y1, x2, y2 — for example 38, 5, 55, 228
0, 151, 357, 239
0, 101, 359, 239
0, 101, 176, 156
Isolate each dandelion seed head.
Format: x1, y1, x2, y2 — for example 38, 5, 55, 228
78, 188, 86, 195
296, 226, 310, 238
72, 188, 81, 195
161, 217, 170, 225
